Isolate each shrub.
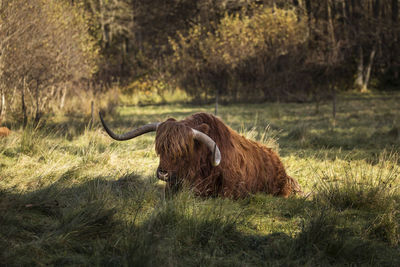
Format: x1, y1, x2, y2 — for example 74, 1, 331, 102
169, 5, 307, 101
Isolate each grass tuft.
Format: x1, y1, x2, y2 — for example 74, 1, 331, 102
314, 152, 399, 211
294, 208, 344, 261
287, 123, 311, 144
366, 207, 400, 246
241, 124, 280, 152
19, 123, 48, 155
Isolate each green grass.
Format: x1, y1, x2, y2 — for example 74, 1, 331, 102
1, 93, 400, 266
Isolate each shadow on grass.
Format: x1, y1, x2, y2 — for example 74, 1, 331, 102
0, 171, 160, 266
1, 171, 400, 266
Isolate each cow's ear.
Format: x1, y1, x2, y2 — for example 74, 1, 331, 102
196, 123, 210, 135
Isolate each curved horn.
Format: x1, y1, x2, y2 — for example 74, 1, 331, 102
191, 129, 221, 166
99, 112, 159, 141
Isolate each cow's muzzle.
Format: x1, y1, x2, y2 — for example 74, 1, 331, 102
157, 167, 169, 181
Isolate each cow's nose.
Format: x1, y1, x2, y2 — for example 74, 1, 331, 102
157, 168, 169, 181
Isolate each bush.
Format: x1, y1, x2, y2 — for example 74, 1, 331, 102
169, 5, 307, 102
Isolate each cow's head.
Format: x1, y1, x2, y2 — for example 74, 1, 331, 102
99, 113, 221, 183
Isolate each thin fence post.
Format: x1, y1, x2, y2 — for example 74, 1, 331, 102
215, 89, 219, 116
332, 87, 336, 128
90, 100, 94, 128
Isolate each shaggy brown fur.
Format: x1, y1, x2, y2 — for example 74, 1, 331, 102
155, 113, 301, 198
0, 127, 11, 137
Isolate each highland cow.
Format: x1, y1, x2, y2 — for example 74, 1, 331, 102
0, 127, 11, 137
100, 112, 301, 198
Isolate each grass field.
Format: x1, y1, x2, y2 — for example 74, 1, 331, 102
1, 93, 400, 266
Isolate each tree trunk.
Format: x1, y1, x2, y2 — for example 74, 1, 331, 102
356, 47, 376, 92
326, 0, 337, 60
0, 87, 5, 124
100, 0, 109, 48
361, 47, 376, 92
392, 0, 398, 23
60, 87, 67, 109
355, 46, 364, 89
373, 0, 380, 19
9, 86, 17, 113
392, 0, 399, 80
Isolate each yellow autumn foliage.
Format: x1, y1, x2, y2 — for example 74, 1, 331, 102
171, 6, 307, 71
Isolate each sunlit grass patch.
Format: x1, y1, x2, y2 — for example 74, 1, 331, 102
240, 124, 280, 152
314, 152, 399, 211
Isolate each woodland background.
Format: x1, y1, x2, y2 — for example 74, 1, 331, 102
0, 0, 399, 125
